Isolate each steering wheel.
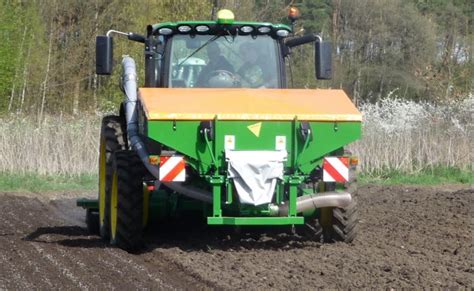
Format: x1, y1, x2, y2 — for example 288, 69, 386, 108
238, 73, 263, 88
207, 70, 241, 88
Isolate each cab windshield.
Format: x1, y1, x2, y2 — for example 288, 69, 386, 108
169, 34, 280, 88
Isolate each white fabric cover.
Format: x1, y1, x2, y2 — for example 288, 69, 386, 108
226, 150, 287, 205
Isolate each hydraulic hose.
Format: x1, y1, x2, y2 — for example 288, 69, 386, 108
121, 56, 213, 203
163, 183, 212, 204
121, 56, 160, 179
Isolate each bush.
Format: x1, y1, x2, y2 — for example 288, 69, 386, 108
0, 114, 99, 175
0, 94, 472, 178
349, 93, 473, 174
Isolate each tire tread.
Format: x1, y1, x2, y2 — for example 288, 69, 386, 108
112, 150, 145, 252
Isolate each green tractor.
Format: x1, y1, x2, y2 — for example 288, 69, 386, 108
78, 9, 362, 252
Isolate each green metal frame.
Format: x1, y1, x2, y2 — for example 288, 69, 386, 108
147, 120, 360, 174
208, 217, 304, 225
144, 118, 361, 225
76, 198, 98, 209
77, 117, 361, 226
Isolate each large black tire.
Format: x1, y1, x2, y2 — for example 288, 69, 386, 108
298, 217, 324, 242
110, 150, 145, 252
320, 181, 358, 243
98, 115, 127, 240
86, 209, 100, 235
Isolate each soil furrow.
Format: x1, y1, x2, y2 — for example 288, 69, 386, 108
105, 248, 178, 290
0, 185, 471, 289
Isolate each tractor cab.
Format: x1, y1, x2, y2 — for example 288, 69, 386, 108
167, 32, 281, 88
96, 10, 333, 88
144, 9, 292, 89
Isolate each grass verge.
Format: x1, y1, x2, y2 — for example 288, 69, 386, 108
359, 167, 473, 185
0, 167, 471, 192
0, 172, 97, 192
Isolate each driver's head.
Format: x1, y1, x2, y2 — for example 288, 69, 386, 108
239, 42, 258, 63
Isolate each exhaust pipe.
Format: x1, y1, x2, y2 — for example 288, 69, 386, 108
269, 192, 352, 216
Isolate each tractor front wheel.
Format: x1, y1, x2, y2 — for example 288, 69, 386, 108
109, 150, 146, 252
98, 115, 127, 240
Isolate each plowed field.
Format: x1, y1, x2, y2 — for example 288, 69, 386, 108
0, 184, 472, 289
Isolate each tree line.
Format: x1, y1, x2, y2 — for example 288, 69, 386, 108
0, 0, 471, 115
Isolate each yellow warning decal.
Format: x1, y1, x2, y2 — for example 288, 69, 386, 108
247, 122, 262, 137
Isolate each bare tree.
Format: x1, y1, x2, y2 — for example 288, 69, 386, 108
39, 19, 54, 121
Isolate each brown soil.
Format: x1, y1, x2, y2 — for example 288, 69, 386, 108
0, 184, 472, 289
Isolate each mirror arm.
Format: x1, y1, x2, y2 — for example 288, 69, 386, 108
283, 33, 324, 58
285, 33, 323, 48
106, 29, 128, 37
106, 29, 146, 43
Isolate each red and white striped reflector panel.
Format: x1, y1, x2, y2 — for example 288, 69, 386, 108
159, 156, 185, 182
323, 157, 349, 182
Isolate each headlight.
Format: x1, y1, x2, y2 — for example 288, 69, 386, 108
276, 29, 289, 37
177, 25, 192, 33
240, 26, 254, 33
258, 26, 271, 34
158, 28, 173, 35
195, 25, 210, 33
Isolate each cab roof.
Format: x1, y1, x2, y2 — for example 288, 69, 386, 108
147, 21, 291, 38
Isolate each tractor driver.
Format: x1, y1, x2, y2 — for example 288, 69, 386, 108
196, 42, 235, 87
237, 42, 276, 88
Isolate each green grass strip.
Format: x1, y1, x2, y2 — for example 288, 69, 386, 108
0, 172, 97, 192
0, 166, 471, 192
359, 167, 473, 185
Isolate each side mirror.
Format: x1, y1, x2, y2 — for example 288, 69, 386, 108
315, 41, 332, 80
96, 36, 113, 75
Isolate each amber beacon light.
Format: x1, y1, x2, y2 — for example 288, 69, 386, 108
288, 6, 300, 22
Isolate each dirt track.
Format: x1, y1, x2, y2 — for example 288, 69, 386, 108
0, 184, 472, 289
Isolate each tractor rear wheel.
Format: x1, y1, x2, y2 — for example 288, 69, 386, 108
109, 150, 146, 252
319, 181, 358, 243
86, 209, 100, 235
299, 218, 324, 242
98, 115, 127, 240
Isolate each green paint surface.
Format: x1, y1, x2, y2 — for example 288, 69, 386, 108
147, 119, 361, 174
143, 117, 361, 225
207, 216, 304, 225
